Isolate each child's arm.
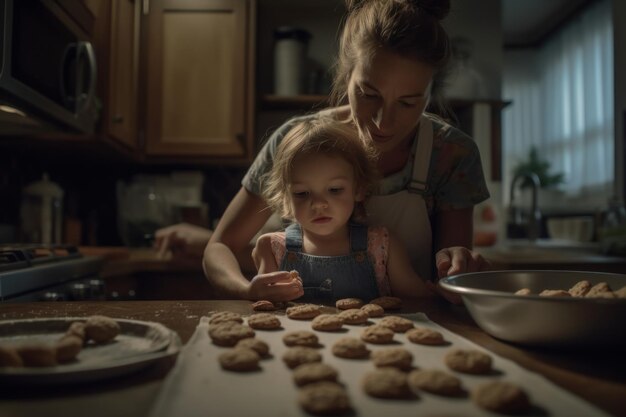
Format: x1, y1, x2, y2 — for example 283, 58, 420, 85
252, 234, 280, 274
386, 232, 433, 297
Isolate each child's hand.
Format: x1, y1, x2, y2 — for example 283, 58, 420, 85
247, 270, 304, 302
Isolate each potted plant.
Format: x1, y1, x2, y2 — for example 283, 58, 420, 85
512, 146, 565, 189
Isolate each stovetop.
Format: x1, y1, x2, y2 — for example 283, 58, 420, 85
0, 244, 103, 301
0, 244, 84, 273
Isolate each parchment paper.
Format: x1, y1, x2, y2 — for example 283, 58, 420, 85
149, 312, 610, 417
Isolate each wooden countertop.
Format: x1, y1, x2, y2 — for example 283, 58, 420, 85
0, 299, 624, 417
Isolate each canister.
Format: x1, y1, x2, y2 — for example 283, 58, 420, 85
20, 173, 64, 244
274, 27, 312, 96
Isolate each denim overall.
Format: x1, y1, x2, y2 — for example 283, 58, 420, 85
279, 222, 380, 302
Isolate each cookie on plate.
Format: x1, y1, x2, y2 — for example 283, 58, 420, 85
568, 280, 591, 297
298, 381, 352, 416
360, 303, 384, 317
539, 289, 571, 297
208, 311, 244, 326
282, 347, 323, 369
235, 338, 270, 357
247, 313, 281, 330
337, 308, 369, 325
286, 304, 322, 320
514, 288, 532, 296
407, 369, 463, 397
369, 296, 402, 310
405, 327, 446, 346
335, 298, 364, 310
65, 321, 86, 341
371, 347, 413, 370
586, 282, 612, 298
614, 286, 626, 298
293, 362, 339, 386
379, 315, 414, 332
218, 348, 260, 372
84, 315, 120, 344
209, 322, 255, 347
283, 331, 319, 347
362, 368, 411, 399
444, 349, 493, 375
361, 324, 395, 344
55, 335, 83, 363
16, 344, 57, 367
332, 337, 369, 359
251, 300, 276, 311
471, 380, 530, 414
311, 314, 344, 332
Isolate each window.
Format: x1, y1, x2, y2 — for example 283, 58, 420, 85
502, 0, 614, 210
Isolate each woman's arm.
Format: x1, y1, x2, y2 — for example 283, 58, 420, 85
203, 187, 303, 301
386, 232, 432, 297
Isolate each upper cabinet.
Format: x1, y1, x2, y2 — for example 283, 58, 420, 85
143, 0, 256, 163
93, 0, 141, 150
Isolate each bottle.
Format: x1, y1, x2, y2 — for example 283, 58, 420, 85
273, 27, 312, 96
20, 173, 64, 244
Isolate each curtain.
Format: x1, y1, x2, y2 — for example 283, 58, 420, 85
502, 0, 614, 207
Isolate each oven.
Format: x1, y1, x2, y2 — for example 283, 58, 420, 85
0, 245, 105, 302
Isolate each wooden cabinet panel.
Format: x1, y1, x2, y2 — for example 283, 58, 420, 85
106, 0, 140, 148
145, 0, 253, 159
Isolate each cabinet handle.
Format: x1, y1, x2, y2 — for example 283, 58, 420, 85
112, 115, 124, 124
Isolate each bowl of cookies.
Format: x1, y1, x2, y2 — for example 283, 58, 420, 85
439, 270, 626, 348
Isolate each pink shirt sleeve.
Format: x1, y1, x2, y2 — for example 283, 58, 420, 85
367, 226, 391, 296
269, 232, 287, 268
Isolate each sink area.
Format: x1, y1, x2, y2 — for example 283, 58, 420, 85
478, 239, 604, 263
501, 238, 600, 251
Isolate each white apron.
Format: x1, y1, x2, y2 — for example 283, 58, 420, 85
366, 116, 433, 280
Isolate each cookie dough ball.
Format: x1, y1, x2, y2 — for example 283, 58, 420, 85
362, 368, 411, 399
293, 363, 339, 386
472, 381, 530, 414
445, 349, 493, 375
360, 303, 384, 318
218, 348, 260, 372
84, 315, 121, 344
407, 369, 463, 397
298, 382, 352, 416
235, 338, 270, 357
335, 298, 364, 310
66, 322, 87, 341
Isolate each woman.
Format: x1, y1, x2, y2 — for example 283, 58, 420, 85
201, 0, 491, 302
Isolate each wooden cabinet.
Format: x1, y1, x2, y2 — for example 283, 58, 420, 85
93, 0, 141, 150
143, 0, 255, 162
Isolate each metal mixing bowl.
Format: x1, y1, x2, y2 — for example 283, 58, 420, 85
439, 270, 626, 348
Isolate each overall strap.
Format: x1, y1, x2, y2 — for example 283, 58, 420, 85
284, 223, 303, 251
349, 222, 368, 253
408, 116, 433, 194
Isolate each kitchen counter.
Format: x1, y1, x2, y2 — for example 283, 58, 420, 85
476, 240, 626, 273
0, 299, 624, 417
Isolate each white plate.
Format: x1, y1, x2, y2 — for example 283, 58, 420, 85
0, 317, 181, 385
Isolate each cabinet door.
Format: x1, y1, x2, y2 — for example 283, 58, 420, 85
145, 0, 251, 158
106, 0, 140, 148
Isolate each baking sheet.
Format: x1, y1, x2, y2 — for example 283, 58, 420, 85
149, 312, 610, 417
0, 317, 180, 385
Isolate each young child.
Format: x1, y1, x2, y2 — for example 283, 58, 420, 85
252, 116, 431, 301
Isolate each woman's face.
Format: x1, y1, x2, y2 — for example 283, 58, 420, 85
347, 48, 434, 154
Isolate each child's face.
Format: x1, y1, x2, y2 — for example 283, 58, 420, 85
288, 153, 361, 236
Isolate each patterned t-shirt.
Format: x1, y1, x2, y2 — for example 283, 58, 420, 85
242, 112, 490, 216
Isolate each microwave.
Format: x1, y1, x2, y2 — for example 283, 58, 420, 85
0, 0, 98, 134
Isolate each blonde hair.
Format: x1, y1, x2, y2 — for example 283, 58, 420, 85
262, 117, 379, 221
331, 0, 451, 112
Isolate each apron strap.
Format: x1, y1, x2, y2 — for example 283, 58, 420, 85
349, 222, 368, 253
408, 116, 433, 194
284, 223, 303, 251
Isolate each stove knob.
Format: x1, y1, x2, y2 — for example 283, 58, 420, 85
70, 283, 89, 301
88, 279, 106, 300
41, 292, 66, 301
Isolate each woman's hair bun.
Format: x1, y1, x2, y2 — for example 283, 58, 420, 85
345, 0, 450, 20
415, 0, 451, 20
